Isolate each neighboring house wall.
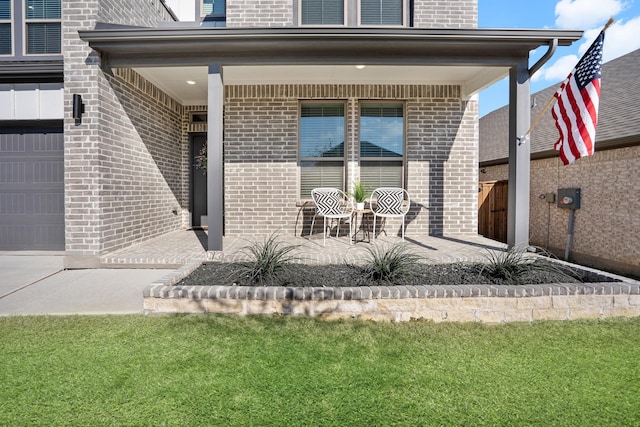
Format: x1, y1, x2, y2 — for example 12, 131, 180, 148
223, 84, 477, 237
479, 147, 640, 277
479, 49, 640, 278
63, 0, 181, 266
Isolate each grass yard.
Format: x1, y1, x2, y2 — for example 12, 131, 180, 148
1, 315, 639, 426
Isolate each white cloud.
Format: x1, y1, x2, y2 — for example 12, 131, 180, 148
555, 0, 625, 28
532, 54, 579, 82
578, 16, 640, 62
533, 14, 640, 83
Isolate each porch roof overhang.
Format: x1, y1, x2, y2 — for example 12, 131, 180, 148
80, 26, 582, 67
79, 26, 582, 104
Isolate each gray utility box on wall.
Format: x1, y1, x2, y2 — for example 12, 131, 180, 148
557, 188, 581, 209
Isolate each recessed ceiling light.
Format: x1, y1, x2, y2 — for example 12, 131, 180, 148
186, 80, 196, 85
355, 65, 366, 70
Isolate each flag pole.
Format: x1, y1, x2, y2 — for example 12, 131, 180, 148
517, 17, 615, 145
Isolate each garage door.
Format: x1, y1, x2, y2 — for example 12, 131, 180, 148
0, 125, 64, 250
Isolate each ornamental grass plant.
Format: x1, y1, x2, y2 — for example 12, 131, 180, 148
237, 233, 301, 285
480, 246, 579, 284
361, 243, 422, 283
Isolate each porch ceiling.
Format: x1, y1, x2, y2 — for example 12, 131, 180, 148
133, 64, 509, 105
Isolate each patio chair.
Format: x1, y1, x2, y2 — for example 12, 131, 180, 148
370, 187, 410, 241
310, 188, 354, 247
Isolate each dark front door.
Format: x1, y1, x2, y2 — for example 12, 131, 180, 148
0, 124, 65, 250
191, 135, 208, 228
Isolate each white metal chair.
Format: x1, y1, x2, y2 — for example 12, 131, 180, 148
310, 188, 354, 247
370, 187, 410, 241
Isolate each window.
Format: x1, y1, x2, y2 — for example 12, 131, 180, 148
300, 0, 344, 25
359, 103, 404, 189
189, 112, 208, 124
0, 0, 10, 55
25, 0, 61, 54
360, 0, 403, 25
299, 103, 345, 198
201, 0, 226, 26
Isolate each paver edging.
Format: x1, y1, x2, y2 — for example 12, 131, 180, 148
143, 262, 640, 322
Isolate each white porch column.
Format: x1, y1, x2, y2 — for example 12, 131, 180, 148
207, 64, 224, 251
507, 59, 531, 248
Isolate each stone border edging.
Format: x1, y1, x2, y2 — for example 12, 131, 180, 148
143, 261, 640, 322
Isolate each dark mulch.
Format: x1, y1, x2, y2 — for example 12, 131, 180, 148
177, 262, 618, 287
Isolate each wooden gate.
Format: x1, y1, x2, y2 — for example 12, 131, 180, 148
478, 180, 508, 243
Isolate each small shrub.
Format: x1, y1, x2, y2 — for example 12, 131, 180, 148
480, 246, 578, 285
237, 234, 300, 285
362, 244, 422, 283
350, 181, 368, 203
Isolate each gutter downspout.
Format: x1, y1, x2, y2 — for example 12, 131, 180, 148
529, 38, 558, 76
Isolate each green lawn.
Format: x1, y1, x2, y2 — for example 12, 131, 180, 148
1, 315, 639, 426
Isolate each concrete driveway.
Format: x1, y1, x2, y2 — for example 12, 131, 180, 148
0, 255, 170, 316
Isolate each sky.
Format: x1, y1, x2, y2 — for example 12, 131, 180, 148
478, 0, 640, 116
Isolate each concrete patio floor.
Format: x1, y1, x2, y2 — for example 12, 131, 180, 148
100, 228, 507, 268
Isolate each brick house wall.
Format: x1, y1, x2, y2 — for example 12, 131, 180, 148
63, 0, 181, 266
223, 84, 477, 237
226, 0, 477, 28
413, 0, 477, 28
227, 0, 293, 26
479, 147, 640, 277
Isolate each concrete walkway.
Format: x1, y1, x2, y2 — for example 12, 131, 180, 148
0, 231, 508, 316
0, 255, 168, 316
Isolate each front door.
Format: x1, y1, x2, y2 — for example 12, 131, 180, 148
191, 135, 207, 228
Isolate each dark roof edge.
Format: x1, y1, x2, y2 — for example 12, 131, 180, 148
79, 25, 583, 43
480, 136, 640, 166
0, 61, 64, 81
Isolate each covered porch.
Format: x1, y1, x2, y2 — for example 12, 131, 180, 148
79, 26, 582, 256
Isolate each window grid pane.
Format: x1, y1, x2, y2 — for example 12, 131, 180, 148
26, 0, 61, 19
360, 160, 403, 189
202, 0, 225, 15
300, 103, 345, 198
0, 0, 10, 20
361, 0, 402, 25
300, 161, 344, 199
360, 103, 404, 189
202, 0, 213, 14
27, 22, 61, 54
360, 103, 403, 157
300, 104, 345, 158
0, 24, 10, 54
301, 0, 344, 25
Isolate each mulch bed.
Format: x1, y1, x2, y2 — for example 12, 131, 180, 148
177, 262, 618, 287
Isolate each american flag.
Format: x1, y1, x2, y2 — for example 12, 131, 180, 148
552, 31, 605, 165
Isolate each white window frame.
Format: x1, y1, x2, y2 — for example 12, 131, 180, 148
298, 0, 347, 27
358, 101, 406, 190
0, 0, 13, 56
23, 0, 61, 56
357, 0, 407, 27
298, 100, 348, 199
